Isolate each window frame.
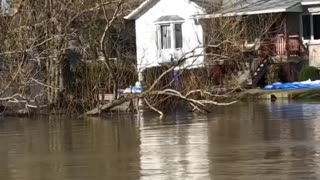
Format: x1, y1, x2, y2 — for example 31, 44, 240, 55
156, 21, 184, 50
174, 24, 183, 49
300, 13, 320, 44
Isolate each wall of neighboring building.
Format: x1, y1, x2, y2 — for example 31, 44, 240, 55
286, 12, 301, 36
135, 0, 206, 74
309, 44, 320, 67
302, 5, 320, 67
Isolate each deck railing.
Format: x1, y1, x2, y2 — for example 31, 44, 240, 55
275, 34, 286, 56
204, 34, 305, 64
274, 34, 305, 58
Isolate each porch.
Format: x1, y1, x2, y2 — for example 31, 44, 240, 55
262, 34, 306, 63
249, 33, 307, 86
203, 32, 307, 87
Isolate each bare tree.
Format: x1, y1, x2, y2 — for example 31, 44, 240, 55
0, 0, 136, 114
0, 0, 284, 117
83, 14, 285, 117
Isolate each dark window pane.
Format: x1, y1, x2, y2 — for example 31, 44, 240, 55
313, 15, 320, 40
302, 15, 311, 40
161, 25, 171, 49
175, 24, 183, 48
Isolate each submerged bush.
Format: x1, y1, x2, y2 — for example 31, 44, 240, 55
267, 64, 280, 84
299, 66, 320, 81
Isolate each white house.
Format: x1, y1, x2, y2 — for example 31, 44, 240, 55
126, 0, 320, 86
125, 0, 219, 80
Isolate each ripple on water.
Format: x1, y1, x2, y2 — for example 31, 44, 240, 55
0, 102, 320, 179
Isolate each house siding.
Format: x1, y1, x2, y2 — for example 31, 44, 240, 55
286, 12, 301, 36
301, 5, 320, 67
135, 0, 206, 73
309, 44, 320, 67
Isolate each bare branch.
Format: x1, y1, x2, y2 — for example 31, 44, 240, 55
144, 97, 164, 118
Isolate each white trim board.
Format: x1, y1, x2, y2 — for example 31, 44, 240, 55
301, 1, 320, 5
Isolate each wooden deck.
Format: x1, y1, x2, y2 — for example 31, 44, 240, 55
264, 34, 306, 63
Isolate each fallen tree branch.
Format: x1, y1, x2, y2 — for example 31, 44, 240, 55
82, 46, 240, 116
198, 100, 238, 106
83, 88, 238, 116
0, 93, 27, 102
144, 97, 163, 118
30, 78, 62, 90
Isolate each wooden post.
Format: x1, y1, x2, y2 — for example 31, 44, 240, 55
284, 13, 289, 60
135, 97, 140, 116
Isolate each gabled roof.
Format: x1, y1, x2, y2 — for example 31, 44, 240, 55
126, 0, 317, 20
124, 0, 220, 20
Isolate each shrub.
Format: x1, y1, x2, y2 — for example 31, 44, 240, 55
299, 66, 320, 81
267, 64, 280, 84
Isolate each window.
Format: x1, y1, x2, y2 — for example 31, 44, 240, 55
161, 25, 171, 49
175, 24, 183, 48
314, 15, 320, 40
159, 23, 183, 49
301, 14, 320, 41
302, 15, 311, 40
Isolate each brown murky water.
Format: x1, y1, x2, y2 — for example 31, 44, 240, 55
1, 101, 320, 180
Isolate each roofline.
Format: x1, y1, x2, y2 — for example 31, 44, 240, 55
124, 0, 155, 20
195, 2, 302, 19
126, 0, 305, 20
301, 1, 320, 5
154, 20, 185, 24
197, 9, 287, 18
124, 0, 207, 20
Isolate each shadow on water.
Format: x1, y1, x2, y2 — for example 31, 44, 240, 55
1, 101, 320, 179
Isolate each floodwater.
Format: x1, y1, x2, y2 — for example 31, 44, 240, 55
1, 101, 320, 180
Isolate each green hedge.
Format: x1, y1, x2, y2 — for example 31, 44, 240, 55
299, 66, 320, 81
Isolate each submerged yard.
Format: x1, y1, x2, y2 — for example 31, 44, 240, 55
1, 101, 320, 179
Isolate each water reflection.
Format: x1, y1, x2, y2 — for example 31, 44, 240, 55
0, 116, 141, 180
139, 113, 209, 179
1, 102, 320, 179
209, 101, 320, 180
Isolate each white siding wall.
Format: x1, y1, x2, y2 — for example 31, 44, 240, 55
135, 0, 206, 72
309, 44, 320, 67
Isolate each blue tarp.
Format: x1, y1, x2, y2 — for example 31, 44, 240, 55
265, 80, 320, 90
121, 81, 144, 95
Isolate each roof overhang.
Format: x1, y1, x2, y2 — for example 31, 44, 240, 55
154, 15, 185, 24
125, 0, 207, 20
195, 2, 302, 19
197, 8, 290, 19
301, 1, 320, 5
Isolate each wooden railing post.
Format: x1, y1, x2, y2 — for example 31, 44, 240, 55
286, 35, 289, 58
287, 35, 303, 57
